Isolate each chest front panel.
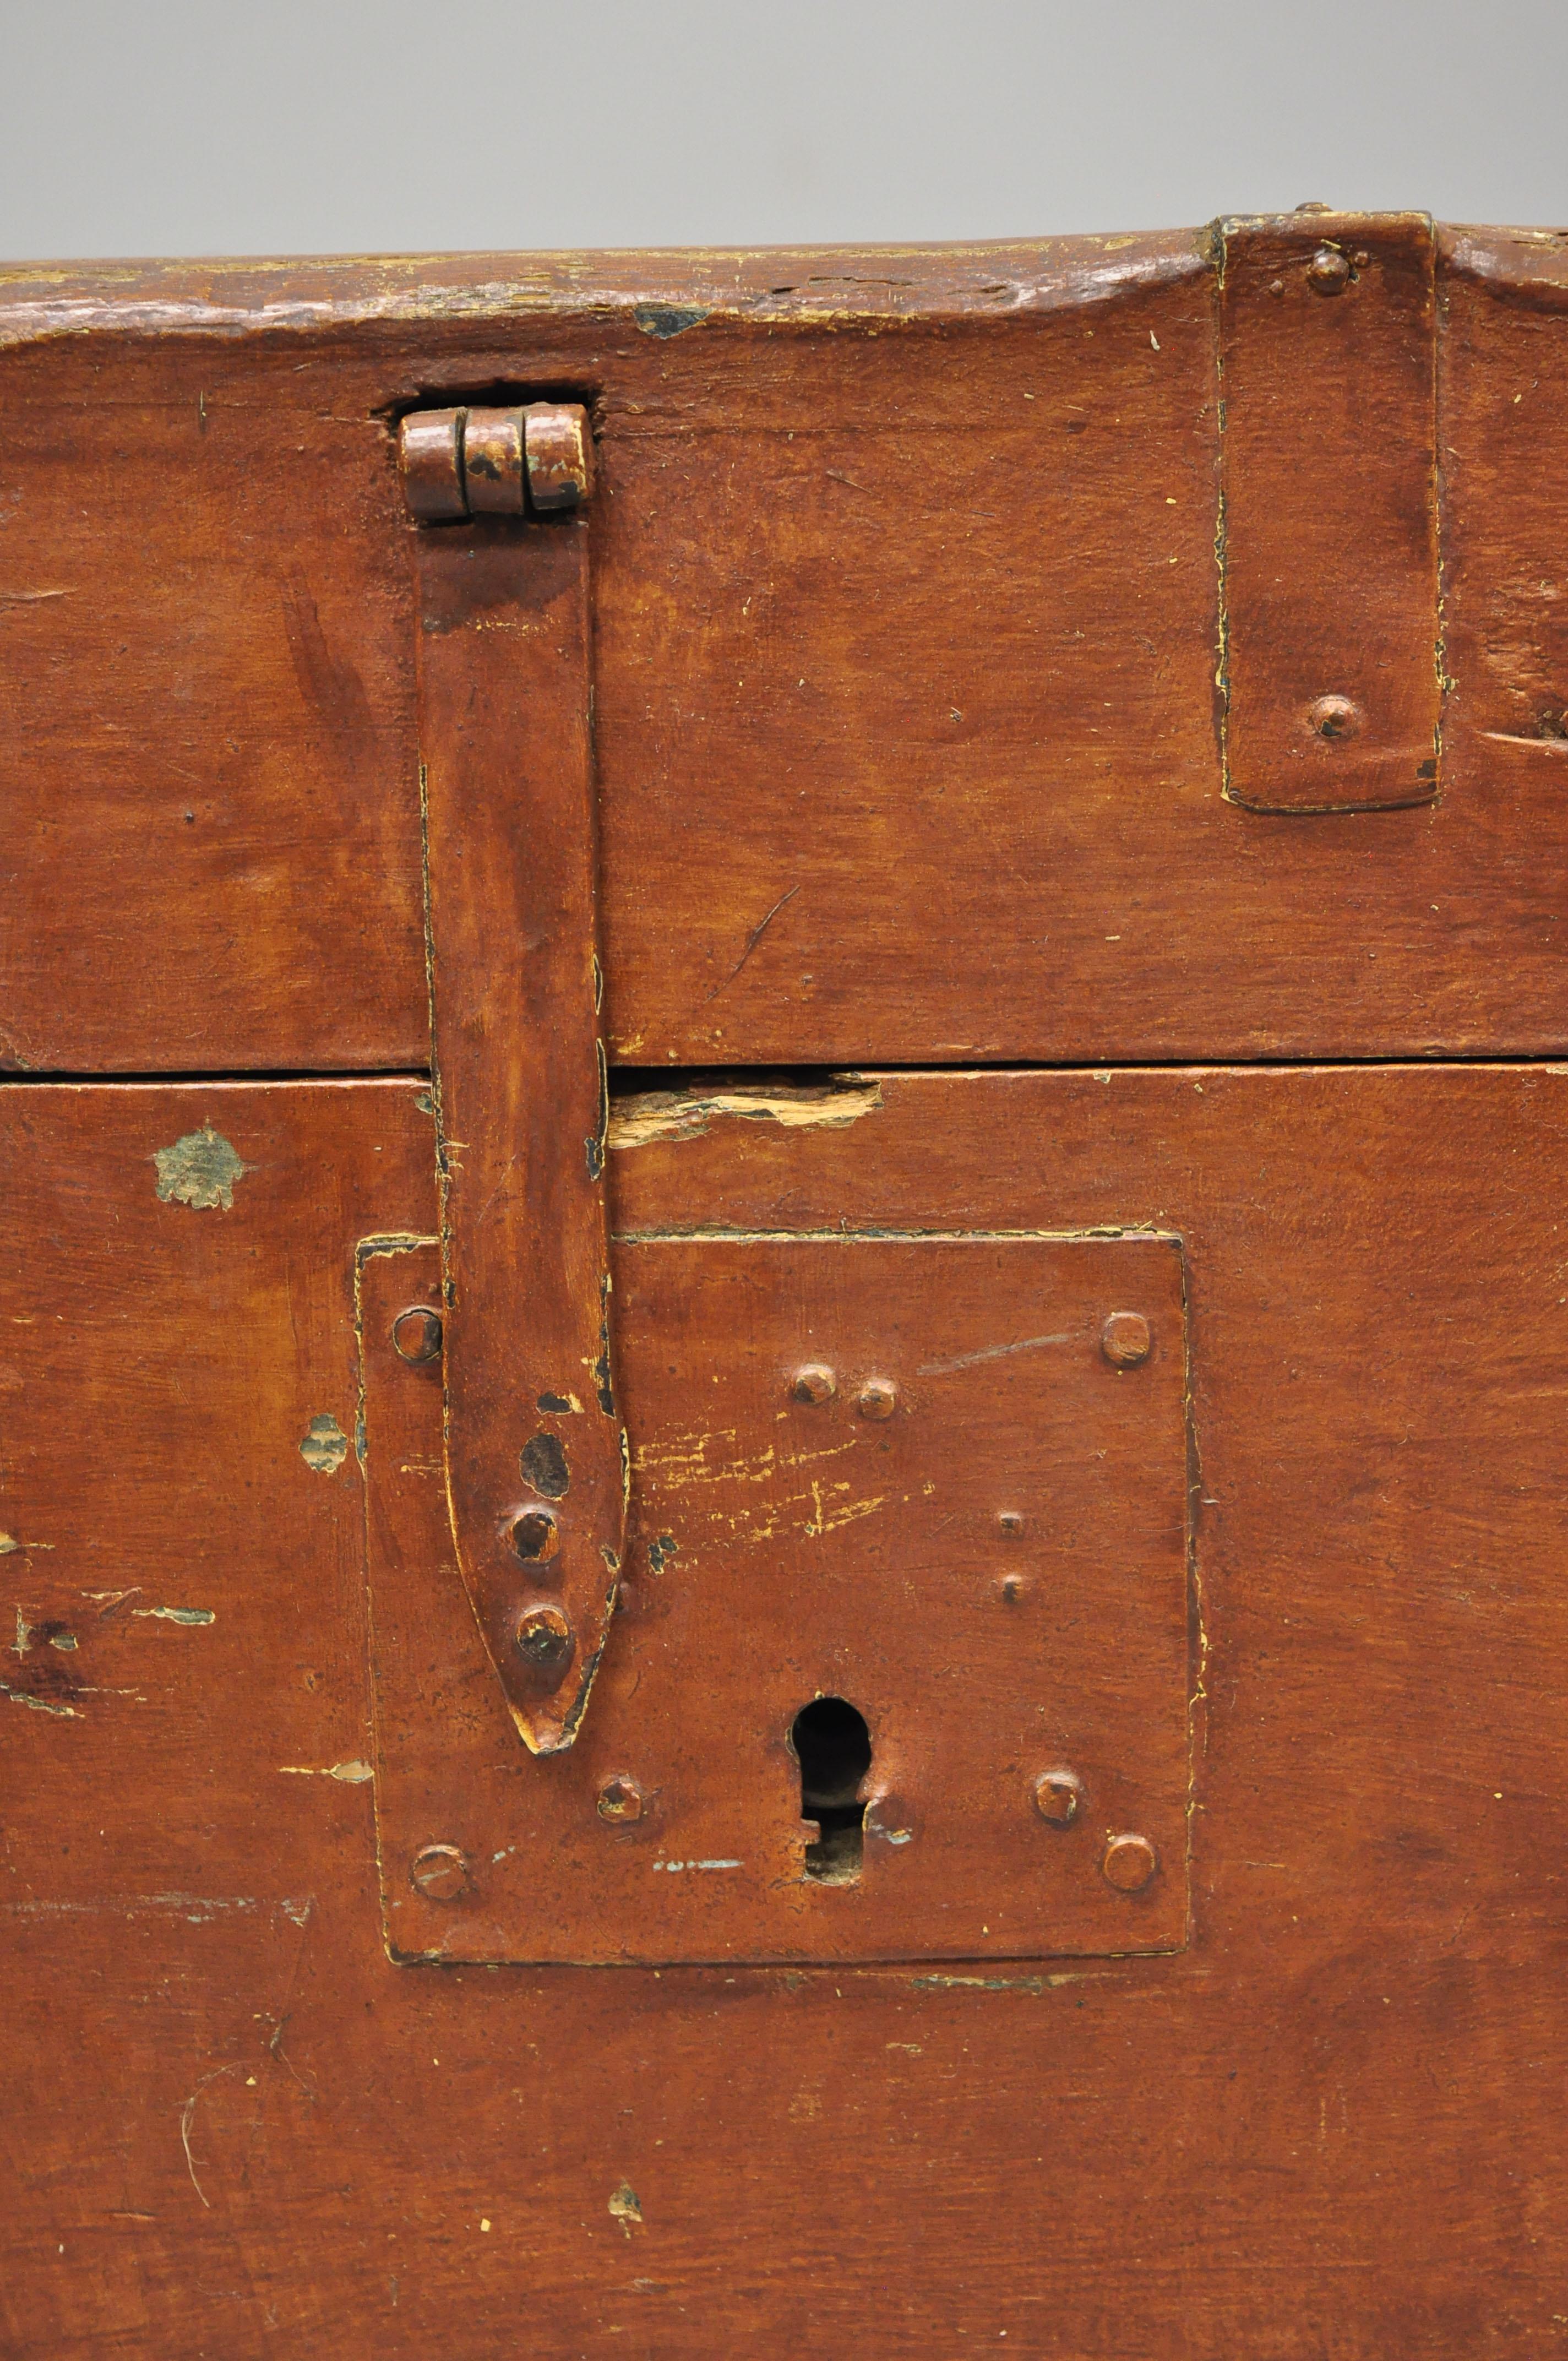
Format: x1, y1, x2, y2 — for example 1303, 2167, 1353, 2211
2, 221, 1566, 2360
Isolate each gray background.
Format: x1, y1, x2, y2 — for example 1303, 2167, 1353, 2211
1, 0, 1563, 261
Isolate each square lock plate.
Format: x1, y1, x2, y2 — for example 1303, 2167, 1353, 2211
364, 1233, 1191, 1965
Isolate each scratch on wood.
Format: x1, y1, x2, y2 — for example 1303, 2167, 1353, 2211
181, 2064, 243, 2207
631, 1426, 888, 1548
918, 1331, 1072, 1376
83, 1586, 140, 1618
703, 884, 801, 1003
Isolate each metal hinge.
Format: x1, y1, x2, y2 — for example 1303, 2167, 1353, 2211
396, 398, 624, 1755
399, 402, 594, 520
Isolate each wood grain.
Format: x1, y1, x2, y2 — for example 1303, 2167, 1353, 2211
3, 229, 1568, 1070
3, 1067, 1567, 2353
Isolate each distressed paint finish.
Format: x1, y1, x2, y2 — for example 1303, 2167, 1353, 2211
6, 215, 1568, 2360
1, 1070, 1567, 2353
415, 517, 624, 1753
0, 228, 1567, 1070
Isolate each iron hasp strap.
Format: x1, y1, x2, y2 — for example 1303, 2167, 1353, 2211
412, 450, 625, 1754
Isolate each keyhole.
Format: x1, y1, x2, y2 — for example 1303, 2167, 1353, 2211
792, 1696, 872, 1885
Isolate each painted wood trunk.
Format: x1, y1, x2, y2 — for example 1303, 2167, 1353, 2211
3, 213, 1566, 2357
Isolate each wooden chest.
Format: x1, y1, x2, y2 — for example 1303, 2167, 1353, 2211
4, 210, 1567, 2354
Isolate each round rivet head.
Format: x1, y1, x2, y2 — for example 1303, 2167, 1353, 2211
1306, 244, 1352, 294
508, 1508, 560, 1563
1101, 1312, 1152, 1369
596, 1774, 646, 1824
514, 1602, 575, 1683
857, 1378, 897, 1421
1103, 1832, 1159, 1893
391, 1305, 443, 1365
1033, 1770, 1083, 1827
410, 1842, 469, 1901
1307, 693, 1363, 742
791, 1363, 836, 1406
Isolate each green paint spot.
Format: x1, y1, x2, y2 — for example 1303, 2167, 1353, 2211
153, 1127, 251, 1211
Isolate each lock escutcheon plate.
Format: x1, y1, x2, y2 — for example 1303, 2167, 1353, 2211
363, 1232, 1192, 1965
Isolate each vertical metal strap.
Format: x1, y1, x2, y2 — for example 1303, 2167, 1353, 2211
1218, 210, 1441, 813
413, 503, 625, 1754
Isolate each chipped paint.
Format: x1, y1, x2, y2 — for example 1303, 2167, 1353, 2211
278, 1759, 373, 1782
13, 1609, 75, 1655
918, 1330, 1071, 1377
651, 1858, 742, 1872
1, 1679, 80, 1718
609, 1076, 882, 1153
633, 301, 708, 337
608, 2180, 644, 2234
520, 1432, 570, 1500
631, 1424, 888, 1549
130, 1604, 215, 1626
153, 1125, 251, 1211
300, 1415, 349, 1476
908, 1973, 1049, 1993
3, 1891, 311, 1921
0, 1533, 53, 1555
647, 1533, 679, 1574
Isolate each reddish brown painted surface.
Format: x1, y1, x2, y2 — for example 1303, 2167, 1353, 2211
3, 225, 1568, 1069
367, 1232, 1191, 1964
4, 218, 1568, 2356
2, 1067, 1567, 2353
1218, 211, 1440, 811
